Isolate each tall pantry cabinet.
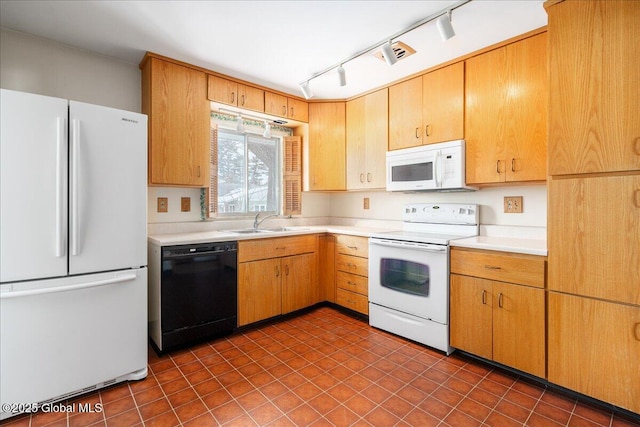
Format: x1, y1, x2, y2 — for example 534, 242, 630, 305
545, 0, 640, 415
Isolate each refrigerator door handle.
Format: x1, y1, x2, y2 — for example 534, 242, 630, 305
55, 116, 66, 258
71, 119, 80, 256
0, 273, 138, 299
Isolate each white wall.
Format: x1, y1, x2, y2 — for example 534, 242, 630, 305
330, 184, 547, 227
0, 28, 140, 112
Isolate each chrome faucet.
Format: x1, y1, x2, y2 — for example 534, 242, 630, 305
253, 212, 279, 229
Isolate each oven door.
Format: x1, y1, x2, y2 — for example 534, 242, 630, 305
368, 238, 449, 324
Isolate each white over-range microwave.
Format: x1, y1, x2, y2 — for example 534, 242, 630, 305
386, 140, 477, 192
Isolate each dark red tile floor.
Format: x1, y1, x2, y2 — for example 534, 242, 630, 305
2, 306, 639, 426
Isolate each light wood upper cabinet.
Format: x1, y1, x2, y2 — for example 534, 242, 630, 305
141, 56, 209, 187
548, 174, 640, 306
265, 92, 309, 122
548, 292, 640, 414
450, 248, 546, 378
346, 88, 388, 190
389, 76, 423, 150
422, 62, 464, 145
465, 32, 547, 185
389, 63, 464, 151
547, 0, 640, 175
308, 102, 346, 191
207, 75, 264, 113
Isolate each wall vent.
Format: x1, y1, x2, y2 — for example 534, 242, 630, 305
373, 41, 416, 62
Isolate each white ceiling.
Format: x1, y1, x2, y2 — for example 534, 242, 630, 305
0, 0, 547, 100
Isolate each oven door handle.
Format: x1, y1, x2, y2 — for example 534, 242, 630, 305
370, 239, 447, 253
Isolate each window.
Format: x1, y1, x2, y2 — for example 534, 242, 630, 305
205, 116, 302, 220
217, 129, 280, 215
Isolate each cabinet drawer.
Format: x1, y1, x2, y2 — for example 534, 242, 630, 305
450, 248, 546, 288
239, 235, 316, 263
336, 235, 369, 257
336, 288, 368, 315
336, 253, 368, 277
336, 271, 368, 296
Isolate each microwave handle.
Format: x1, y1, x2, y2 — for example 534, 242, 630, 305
434, 151, 442, 188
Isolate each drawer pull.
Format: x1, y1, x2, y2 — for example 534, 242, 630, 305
275, 266, 280, 277
484, 265, 501, 270
498, 293, 504, 308
415, 127, 420, 139
359, 173, 365, 183
496, 160, 501, 174
348, 246, 359, 250
634, 189, 640, 208
634, 323, 640, 341
367, 173, 372, 182
482, 289, 487, 305
284, 265, 289, 276
511, 158, 516, 172
275, 246, 286, 250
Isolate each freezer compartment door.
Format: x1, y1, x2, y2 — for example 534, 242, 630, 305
69, 101, 147, 275
0, 89, 69, 282
0, 268, 148, 413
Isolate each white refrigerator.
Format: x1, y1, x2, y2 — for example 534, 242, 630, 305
0, 89, 148, 420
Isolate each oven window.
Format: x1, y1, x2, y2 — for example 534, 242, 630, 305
380, 258, 430, 297
391, 162, 433, 182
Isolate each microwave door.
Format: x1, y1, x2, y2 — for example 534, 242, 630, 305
388, 157, 436, 191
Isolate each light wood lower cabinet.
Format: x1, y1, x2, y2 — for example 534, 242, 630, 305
450, 248, 546, 378
334, 235, 369, 315
548, 292, 640, 414
237, 235, 317, 326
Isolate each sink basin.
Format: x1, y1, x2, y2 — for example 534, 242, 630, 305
229, 229, 274, 234
264, 227, 312, 232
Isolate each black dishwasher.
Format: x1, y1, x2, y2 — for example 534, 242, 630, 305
160, 241, 237, 352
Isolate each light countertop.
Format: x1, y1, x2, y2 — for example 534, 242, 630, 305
450, 225, 547, 256
148, 225, 391, 246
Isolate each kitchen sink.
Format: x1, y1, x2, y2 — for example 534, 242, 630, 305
229, 229, 274, 234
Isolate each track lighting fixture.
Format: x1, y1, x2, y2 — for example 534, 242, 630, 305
437, 10, 455, 41
381, 42, 398, 66
337, 65, 347, 86
262, 121, 271, 138
299, 81, 313, 99
297, 0, 470, 94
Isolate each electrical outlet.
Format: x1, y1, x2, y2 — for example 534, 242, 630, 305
504, 196, 523, 213
157, 197, 168, 213
363, 197, 370, 210
181, 197, 191, 212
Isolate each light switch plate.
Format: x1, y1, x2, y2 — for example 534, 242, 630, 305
157, 197, 168, 213
504, 196, 523, 213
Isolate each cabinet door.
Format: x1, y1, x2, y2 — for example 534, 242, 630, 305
492, 282, 545, 378
145, 58, 209, 186
287, 98, 308, 122
237, 84, 264, 113
388, 77, 423, 150
238, 258, 282, 326
548, 174, 640, 306
547, 0, 640, 175
318, 235, 336, 303
264, 92, 288, 118
364, 88, 388, 188
207, 75, 238, 106
422, 62, 464, 145
308, 102, 346, 191
465, 46, 508, 184
504, 33, 547, 182
548, 292, 640, 414
346, 96, 366, 189
450, 275, 493, 360
282, 253, 317, 314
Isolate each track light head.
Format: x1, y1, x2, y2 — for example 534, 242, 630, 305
381, 42, 398, 66
437, 10, 455, 41
300, 81, 313, 99
337, 65, 346, 87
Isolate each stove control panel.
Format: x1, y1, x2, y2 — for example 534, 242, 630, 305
403, 203, 479, 225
